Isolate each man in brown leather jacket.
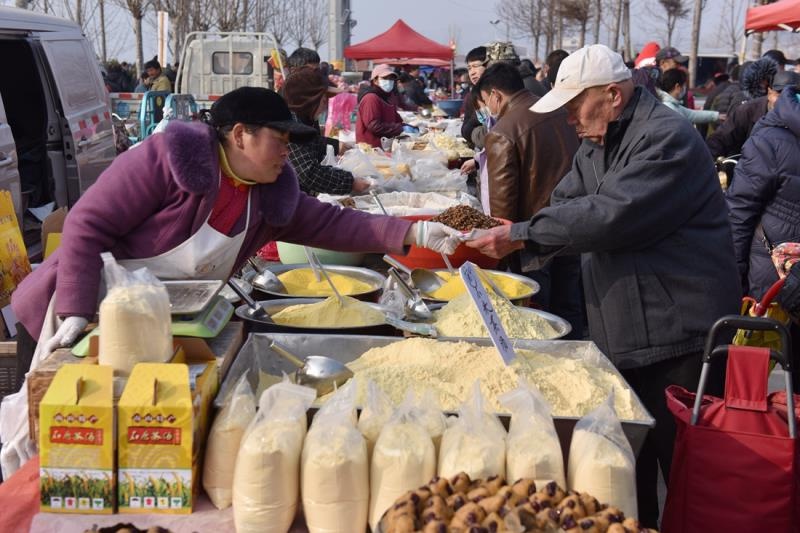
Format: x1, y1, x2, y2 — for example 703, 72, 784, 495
477, 62, 584, 337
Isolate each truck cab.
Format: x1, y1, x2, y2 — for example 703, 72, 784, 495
175, 31, 279, 99
0, 7, 115, 226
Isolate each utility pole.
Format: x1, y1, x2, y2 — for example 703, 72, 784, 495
689, 0, 703, 88
622, 0, 631, 61
610, 0, 621, 52
100, 0, 107, 63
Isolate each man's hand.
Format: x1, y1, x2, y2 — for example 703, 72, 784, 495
352, 177, 372, 194
463, 225, 525, 259
460, 158, 477, 175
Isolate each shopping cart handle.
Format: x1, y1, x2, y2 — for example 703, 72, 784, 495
706, 345, 791, 372
702, 314, 792, 371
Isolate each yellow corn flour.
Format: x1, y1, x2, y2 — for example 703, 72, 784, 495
434, 292, 559, 339
425, 271, 531, 301
320, 338, 642, 420
271, 296, 385, 328
276, 268, 373, 297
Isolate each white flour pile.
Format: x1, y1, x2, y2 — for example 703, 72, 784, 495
434, 292, 560, 339
322, 338, 641, 419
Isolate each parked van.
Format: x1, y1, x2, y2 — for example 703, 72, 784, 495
0, 7, 115, 224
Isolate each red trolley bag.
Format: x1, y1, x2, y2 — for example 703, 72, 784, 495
661, 315, 800, 533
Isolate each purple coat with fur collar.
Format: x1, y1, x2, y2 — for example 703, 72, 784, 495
12, 121, 412, 338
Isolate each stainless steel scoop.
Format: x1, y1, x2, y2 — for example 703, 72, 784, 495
248, 258, 287, 294
410, 268, 447, 294
227, 279, 273, 322
268, 339, 353, 395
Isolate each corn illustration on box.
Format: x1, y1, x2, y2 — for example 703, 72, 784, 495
39, 364, 114, 514
118, 363, 193, 514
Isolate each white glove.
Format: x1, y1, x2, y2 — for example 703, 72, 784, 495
42, 316, 88, 357
415, 221, 462, 255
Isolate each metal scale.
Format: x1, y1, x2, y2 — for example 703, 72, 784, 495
71, 280, 234, 357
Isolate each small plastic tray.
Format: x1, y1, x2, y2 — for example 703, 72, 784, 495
163, 280, 224, 315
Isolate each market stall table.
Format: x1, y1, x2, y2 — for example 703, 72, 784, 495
0, 458, 317, 533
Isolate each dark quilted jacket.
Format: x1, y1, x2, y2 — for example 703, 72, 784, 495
727, 87, 800, 299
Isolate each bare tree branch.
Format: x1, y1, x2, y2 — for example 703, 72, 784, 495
561, 0, 592, 47
716, 0, 745, 54
656, 0, 691, 46
496, 0, 551, 60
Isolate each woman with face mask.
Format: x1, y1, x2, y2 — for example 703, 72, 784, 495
657, 68, 721, 125
355, 64, 405, 148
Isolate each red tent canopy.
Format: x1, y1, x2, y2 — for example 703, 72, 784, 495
745, 0, 800, 34
345, 19, 453, 62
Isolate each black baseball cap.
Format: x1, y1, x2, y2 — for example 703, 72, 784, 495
209, 87, 317, 142
656, 47, 689, 64
763, 49, 794, 67
771, 70, 800, 91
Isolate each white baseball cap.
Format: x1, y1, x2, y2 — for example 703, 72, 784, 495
531, 44, 632, 113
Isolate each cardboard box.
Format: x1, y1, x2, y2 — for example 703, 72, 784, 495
118, 363, 193, 514
39, 364, 114, 514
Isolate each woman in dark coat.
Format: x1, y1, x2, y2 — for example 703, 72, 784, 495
727, 85, 800, 299
727, 85, 800, 389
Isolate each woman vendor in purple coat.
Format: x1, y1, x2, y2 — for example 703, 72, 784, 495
0, 87, 461, 477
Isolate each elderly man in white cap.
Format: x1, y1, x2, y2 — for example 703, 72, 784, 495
465, 44, 741, 526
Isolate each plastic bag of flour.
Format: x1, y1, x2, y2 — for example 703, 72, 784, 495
356, 379, 394, 459
412, 388, 447, 453
303, 379, 369, 533
368, 391, 436, 531
98, 252, 173, 375
567, 392, 637, 518
438, 380, 507, 480
232, 379, 316, 533
499, 378, 565, 489
204, 375, 257, 509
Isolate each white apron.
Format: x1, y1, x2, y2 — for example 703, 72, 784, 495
0, 184, 251, 478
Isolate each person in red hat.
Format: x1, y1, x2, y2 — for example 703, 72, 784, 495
634, 41, 660, 68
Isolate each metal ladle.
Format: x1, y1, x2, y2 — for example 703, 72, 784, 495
309, 250, 346, 305
268, 339, 353, 396
227, 279, 274, 322
247, 258, 287, 294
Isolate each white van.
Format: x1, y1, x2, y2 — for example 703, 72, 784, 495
0, 7, 115, 224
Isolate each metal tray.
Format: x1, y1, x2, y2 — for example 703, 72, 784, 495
417, 269, 540, 305
250, 264, 385, 301
163, 280, 223, 315
218, 334, 655, 460
234, 298, 398, 336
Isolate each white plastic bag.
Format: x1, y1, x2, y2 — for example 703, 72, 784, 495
438, 380, 507, 480
411, 388, 447, 453
302, 379, 369, 533
204, 375, 257, 509
499, 378, 565, 489
232, 378, 316, 533
356, 379, 394, 458
98, 252, 173, 375
368, 391, 436, 531
338, 149, 379, 178
321, 144, 337, 167
567, 392, 637, 518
